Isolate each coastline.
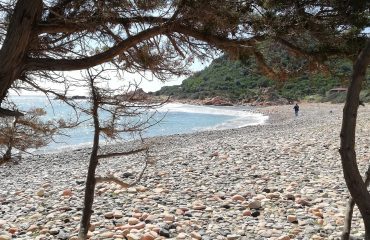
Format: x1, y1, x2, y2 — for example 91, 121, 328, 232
1, 103, 369, 239
33, 102, 269, 154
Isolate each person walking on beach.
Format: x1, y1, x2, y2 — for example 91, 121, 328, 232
293, 103, 299, 116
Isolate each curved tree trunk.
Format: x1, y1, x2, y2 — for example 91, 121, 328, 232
339, 39, 370, 239
0, 0, 42, 102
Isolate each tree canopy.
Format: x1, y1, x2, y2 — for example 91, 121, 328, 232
0, 0, 368, 107
1, 1, 370, 239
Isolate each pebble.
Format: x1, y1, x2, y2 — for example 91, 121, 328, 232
287, 215, 298, 223
159, 228, 170, 238
191, 231, 202, 239
266, 192, 280, 199
231, 195, 245, 201
127, 187, 137, 193
141, 232, 156, 240
113, 210, 123, 218
0, 220, 6, 228
0, 234, 11, 240
36, 188, 45, 197
277, 236, 290, 240
128, 217, 140, 225
163, 213, 175, 222
99, 232, 115, 238
104, 212, 114, 219
49, 228, 60, 235
248, 200, 261, 209
126, 233, 140, 240
243, 210, 252, 216
227, 234, 241, 240
177, 232, 187, 239
62, 189, 72, 196
251, 210, 260, 218
0, 103, 367, 239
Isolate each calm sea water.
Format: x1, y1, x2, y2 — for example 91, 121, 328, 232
8, 96, 268, 152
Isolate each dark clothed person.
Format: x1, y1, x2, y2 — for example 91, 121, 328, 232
293, 104, 299, 116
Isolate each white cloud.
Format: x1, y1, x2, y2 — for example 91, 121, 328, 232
11, 58, 212, 96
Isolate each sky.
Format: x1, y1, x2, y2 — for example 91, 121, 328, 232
13, 58, 213, 96
129, 59, 212, 92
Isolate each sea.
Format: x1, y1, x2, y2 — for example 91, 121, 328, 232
7, 96, 268, 153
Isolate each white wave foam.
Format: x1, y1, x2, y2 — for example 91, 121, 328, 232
158, 103, 268, 129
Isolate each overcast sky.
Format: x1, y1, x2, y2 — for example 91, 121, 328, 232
137, 58, 212, 92
9, 58, 213, 97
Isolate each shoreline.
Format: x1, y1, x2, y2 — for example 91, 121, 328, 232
1, 103, 369, 239
31, 102, 269, 155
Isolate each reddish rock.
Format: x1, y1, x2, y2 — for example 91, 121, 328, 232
8, 227, 17, 234
141, 233, 155, 240
133, 212, 142, 219
104, 212, 114, 219
203, 97, 233, 106
128, 217, 139, 225
190, 231, 202, 240
243, 210, 252, 216
287, 215, 298, 223
163, 214, 175, 222
313, 211, 324, 218
62, 189, 72, 197
231, 194, 245, 202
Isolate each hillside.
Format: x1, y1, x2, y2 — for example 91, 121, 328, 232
155, 55, 370, 103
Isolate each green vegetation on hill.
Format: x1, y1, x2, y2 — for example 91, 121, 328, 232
155, 56, 370, 103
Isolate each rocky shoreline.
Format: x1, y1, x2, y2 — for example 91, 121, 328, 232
1, 103, 369, 240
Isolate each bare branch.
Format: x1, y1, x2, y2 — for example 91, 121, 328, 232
97, 146, 149, 160
95, 149, 150, 188
95, 175, 131, 188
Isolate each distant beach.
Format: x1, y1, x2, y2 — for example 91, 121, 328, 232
0, 103, 369, 239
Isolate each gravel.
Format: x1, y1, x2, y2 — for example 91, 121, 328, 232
0, 102, 369, 240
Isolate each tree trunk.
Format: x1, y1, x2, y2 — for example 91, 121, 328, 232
342, 197, 356, 240
0, 0, 42, 103
78, 87, 100, 240
339, 39, 370, 239
3, 133, 14, 161
2, 116, 18, 162
342, 167, 370, 240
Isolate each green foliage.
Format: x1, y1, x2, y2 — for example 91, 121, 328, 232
156, 55, 370, 103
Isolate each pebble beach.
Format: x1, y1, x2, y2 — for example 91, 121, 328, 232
1, 103, 370, 240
